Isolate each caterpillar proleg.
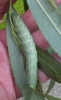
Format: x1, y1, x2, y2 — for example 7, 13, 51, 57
11, 7, 38, 90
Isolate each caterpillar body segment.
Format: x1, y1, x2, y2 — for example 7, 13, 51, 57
11, 9, 38, 90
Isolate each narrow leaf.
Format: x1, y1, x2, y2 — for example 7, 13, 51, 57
48, 0, 61, 15
27, 0, 61, 57
44, 94, 61, 100
46, 79, 55, 94
37, 90, 61, 100
47, 46, 55, 55
30, 90, 45, 100
6, 13, 29, 99
36, 46, 61, 83
36, 80, 43, 93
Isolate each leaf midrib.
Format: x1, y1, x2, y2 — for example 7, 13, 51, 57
36, 0, 61, 35
38, 55, 61, 76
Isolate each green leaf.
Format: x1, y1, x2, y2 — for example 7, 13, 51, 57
38, 91, 61, 100
30, 90, 45, 100
47, 46, 55, 55
46, 79, 55, 94
6, 13, 29, 99
43, 94, 61, 100
36, 46, 61, 83
36, 80, 43, 93
27, 0, 61, 57
23, 0, 29, 11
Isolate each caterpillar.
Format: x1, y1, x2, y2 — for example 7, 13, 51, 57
11, 7, 38, 90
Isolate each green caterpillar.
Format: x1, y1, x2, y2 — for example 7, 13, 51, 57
11, 7, 38, 90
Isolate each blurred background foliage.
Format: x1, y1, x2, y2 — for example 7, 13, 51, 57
0, 0, 24, 30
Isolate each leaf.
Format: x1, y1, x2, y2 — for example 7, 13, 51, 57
43, 93, 61, 100
36, 46, 61, 83
23, 0, 29, 11
37, 90, 61, 100
30, 90, 45, 100
27, 0, 61, 57
36, 80, 43, 93
48, 0, 61, 15
6, 13, 29, 99
46, 79, 55, 94
47, 46, 55, 55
